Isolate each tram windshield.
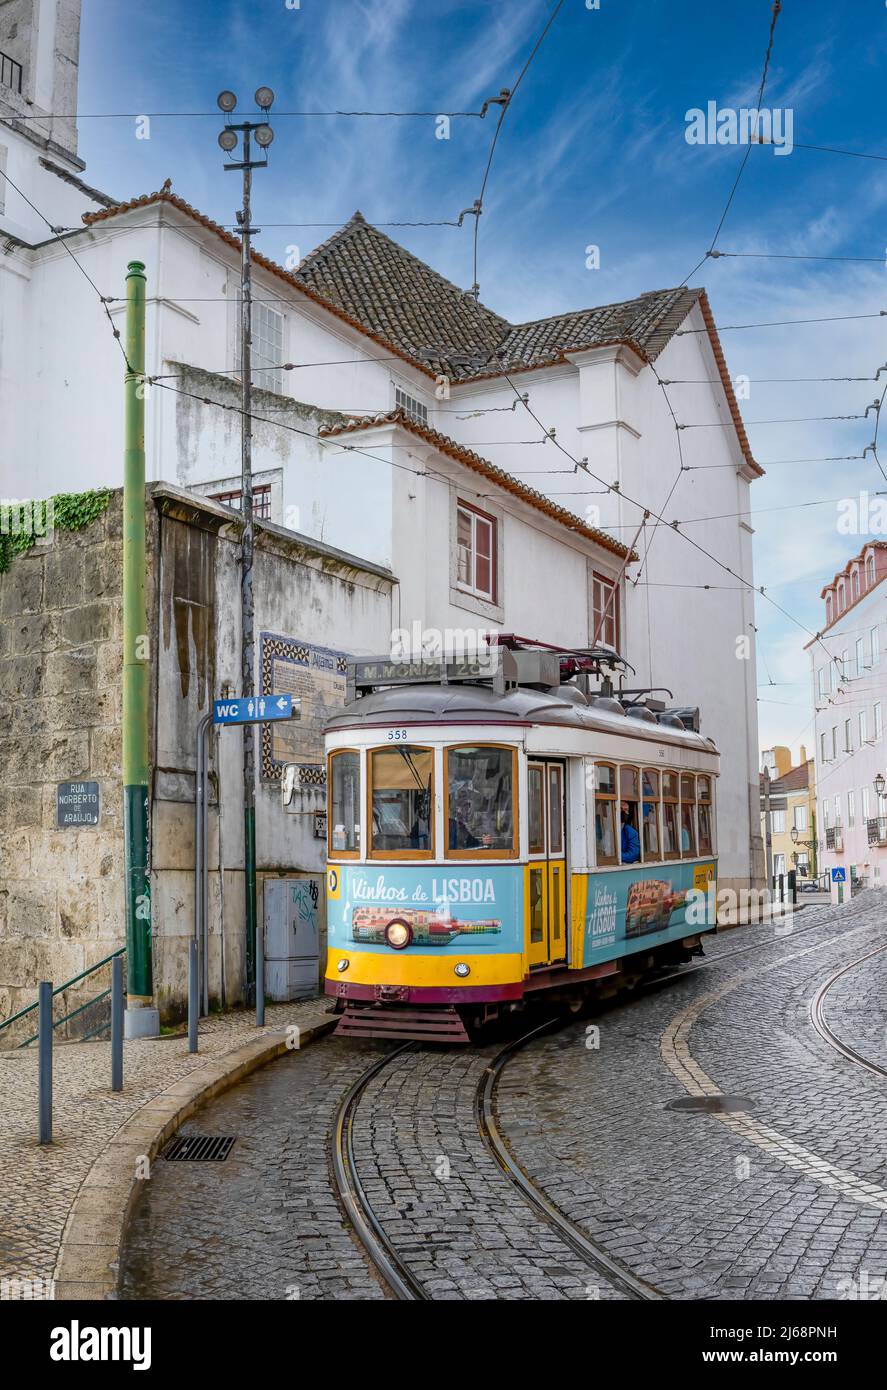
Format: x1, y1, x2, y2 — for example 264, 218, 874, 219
446, 745, 516, 854
369, 746, 434, 855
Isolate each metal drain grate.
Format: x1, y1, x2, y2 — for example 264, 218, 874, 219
666, 1095, 755, 1114
162, 1134, 236, 1162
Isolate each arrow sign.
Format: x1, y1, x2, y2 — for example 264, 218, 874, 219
213, 694, 300, 725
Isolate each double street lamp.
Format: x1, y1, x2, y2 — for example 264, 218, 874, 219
216, 86, 276, 1004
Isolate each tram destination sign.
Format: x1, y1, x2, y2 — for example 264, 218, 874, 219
57, 780, 100, 828
351, 655, 498, 690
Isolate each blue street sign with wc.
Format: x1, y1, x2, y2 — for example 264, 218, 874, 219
213, 694, 299, 725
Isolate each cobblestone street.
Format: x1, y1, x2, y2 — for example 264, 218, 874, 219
118, 894, 887, 1302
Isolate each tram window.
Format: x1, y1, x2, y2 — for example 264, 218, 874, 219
619, 766, 640, 865
697, 776, 714, 855
662, 771, 679, 860
445, 745, 517, 857
528, 766, 545, 854
368, 746, 434, 857
641, 769, 661, 860
595, 763, 618, 866
548, 765, 564, 855
328, 750, 360, 857
680, 773, 697, 857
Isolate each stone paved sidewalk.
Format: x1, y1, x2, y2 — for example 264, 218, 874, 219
0, 996, 334, 1297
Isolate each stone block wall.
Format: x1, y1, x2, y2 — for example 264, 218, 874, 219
0, 493, 127, 1037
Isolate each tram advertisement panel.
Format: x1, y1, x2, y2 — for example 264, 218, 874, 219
326, 864, 524, 955
585, 861, 716, 962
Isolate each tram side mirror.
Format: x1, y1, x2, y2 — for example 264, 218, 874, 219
282, 763, 297, 806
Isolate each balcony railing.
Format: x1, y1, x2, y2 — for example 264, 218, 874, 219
0, 49, 23, 95
867, 817, 887, 847
825, 826, 844, 852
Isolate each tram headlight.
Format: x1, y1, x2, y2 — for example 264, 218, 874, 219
337, 958, 349, 972
454, 962, 470, 978
385, 920, 412, 950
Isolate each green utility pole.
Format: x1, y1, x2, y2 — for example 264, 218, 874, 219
122, 260, 156, 1035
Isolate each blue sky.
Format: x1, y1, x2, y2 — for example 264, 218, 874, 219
76, 0, 887, 757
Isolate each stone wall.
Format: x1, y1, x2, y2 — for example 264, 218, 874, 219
0, 491, 129, 1038
0, 484, 394, 1038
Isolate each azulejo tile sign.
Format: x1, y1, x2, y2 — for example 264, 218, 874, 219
259, 631, 348, 783
56, 780, 100, 827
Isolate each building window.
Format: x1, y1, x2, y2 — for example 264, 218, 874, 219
825, 594, 833, 624
830, 662, 838, 694
848, 790, 855, 829
822, 798, 830, 830
860, 710, 868, 745
838, 581, 846, 612
876, 702, 883, 742
591, 572, 619, 649
856, 637, 864, 677
817, 667, 826, 700
794, 804, 807, 832
456, 501, 497, 603
862, 786, 871, 820
844, 718, 852, 753
771, 809, 785, 833
872, 626, 880, 667
834, 794, 842, 827
820, 732, 827, 762
774, 853, 786, 877
235, 299, 285, 393
852, 568, 860, 600
841, 649, 849, 680
867, 552, 876, 587
831, 726, 837, 759
209, 484, 272, 520
394, 386, 428, 425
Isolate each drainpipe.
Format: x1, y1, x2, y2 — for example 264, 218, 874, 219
123, 260, 158, 1038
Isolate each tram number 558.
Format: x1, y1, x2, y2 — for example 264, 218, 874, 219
387, 728, 409, 741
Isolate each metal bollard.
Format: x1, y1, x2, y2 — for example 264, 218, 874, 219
256, 916, 265, 1029
111, 955, 124, 1092
188, 936, 199, 1054
778, 872, 785, 905
788, 869, 797, 906
38, 981, 52, 1145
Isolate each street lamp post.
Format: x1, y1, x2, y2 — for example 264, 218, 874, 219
217, 88, 275, 1005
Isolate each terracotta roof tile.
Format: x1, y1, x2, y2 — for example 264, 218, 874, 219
81, 193, 760, 474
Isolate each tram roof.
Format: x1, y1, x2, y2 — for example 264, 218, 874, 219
325, 683, 718, 754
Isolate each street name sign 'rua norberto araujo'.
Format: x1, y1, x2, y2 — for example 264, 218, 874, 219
213, 694, 299, 725
57, 780, 100, 827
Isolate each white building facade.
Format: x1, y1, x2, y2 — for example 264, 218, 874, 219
1, 0, 763, 892
809, 542, 887, 887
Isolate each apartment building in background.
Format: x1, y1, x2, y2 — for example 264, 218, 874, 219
760, 746, 817, 881
808, 541, 887, 887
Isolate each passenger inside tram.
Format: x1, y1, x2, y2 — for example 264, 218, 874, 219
620, 800, 641, 864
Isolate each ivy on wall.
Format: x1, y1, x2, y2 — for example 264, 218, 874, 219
0, 489, 112, 574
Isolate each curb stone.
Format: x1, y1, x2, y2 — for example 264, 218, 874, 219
52, 1008, 337, 1300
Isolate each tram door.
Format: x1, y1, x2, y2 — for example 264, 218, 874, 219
527, 760, 568, 968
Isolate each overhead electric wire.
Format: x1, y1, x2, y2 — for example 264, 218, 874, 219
712, 250, 884, 265
4, 107, 485, 120
468, 0, 566, 298
681, 0, 782, 284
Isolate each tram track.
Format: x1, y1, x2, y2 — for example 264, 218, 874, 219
809, 940, 887, 1080
477, 1017, 665, 1300
330, 1043, 428, 1301
330, 1018, 667, 1301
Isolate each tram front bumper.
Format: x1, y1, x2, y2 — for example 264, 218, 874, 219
325, 948, 525, 1004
